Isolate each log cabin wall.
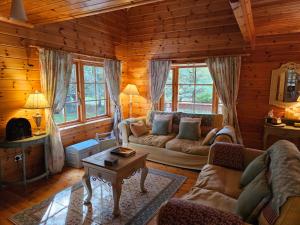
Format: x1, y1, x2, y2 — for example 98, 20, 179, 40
125, 0, 246, 117
0, 10, 128, 146
125, 0, 300, 149
0, 11, 127, 182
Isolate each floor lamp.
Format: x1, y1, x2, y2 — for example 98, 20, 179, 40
123, 84, 140, 118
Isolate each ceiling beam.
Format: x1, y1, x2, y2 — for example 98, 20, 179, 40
0, 16, 34, 28
229, 0, 256, 49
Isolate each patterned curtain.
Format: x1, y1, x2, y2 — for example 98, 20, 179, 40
39, 48, 73, 173
149, 60, 172, 110
206, 56, 243, 144
104, 59, 122, 144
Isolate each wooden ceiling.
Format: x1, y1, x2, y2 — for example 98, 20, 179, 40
252, 0, 300, 36
0, 0, 299, 48
0, 0, 164, 25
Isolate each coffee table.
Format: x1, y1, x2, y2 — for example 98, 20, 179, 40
81, 147, 149, 216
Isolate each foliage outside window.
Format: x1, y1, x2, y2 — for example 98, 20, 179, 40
54, 61, 109, 126
161, 65, 223, 114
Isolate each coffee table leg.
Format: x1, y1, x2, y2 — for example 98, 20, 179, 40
82, 173, 92, 204
112, 181, 122, 216
140, 167, 148, 193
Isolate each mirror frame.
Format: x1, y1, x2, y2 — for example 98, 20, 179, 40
269, 62, 300, 108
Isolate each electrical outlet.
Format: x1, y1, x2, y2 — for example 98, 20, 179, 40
14, 154, 23, 162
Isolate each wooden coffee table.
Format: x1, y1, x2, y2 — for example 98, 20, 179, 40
81, 147, 149, 216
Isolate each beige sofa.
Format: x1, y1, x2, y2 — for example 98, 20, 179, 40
158, 141, 300, 225
118, 111, 237, 170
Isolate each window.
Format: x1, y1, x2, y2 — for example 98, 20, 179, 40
160, 64, 222, 114
54, 61, 109, 126
83, 65, 107, 119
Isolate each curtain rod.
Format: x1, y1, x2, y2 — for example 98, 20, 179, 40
28, 45, 115, 60
152, 53, 251, 61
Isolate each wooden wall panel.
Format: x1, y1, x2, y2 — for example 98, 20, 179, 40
124, 0, 300, 149
0, 10, 127, 181
125, 0, 245, 118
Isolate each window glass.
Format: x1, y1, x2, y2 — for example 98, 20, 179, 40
84, 65, 107, 119
163, 70, 173, 112
54, 64, 79, 124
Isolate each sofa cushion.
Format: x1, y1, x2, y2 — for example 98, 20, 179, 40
152, 119, 170, 135
180, 117, 202, 137
177, 121, 200, 141
154, 114, 173, 133
240, 153, 267, 187
130, 121, 148, 137
182, 188, 237, 214
236, 170, 271, 223
129, 133, 175, 148
165, 138, 209, 156
202, 128, 219, 145
194, 164, 243, 199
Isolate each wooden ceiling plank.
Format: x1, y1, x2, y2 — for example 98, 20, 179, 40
230, 0, 256, 49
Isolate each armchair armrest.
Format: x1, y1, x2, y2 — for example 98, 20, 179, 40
208, 142, 244, 170
157, 198, 244, 225
118, 117, 146, 144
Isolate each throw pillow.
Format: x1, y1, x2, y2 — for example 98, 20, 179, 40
177, 121, 199, 141
180, 117, 202, 137
202, 128, 219, 145
240, 153, 267, 187
129, 121, 148, 137
152, 119, 170, 135
154, 114, 173, 133
236, 170, 271, 223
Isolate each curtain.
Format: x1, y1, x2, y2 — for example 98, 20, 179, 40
39, 48, 73, 173
206, 56, 243, 144
104, 59, 122, 144
149, 60, 172, 110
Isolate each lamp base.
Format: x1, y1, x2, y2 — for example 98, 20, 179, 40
32, 112, 45, 136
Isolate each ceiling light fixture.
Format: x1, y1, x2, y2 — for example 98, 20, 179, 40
0, 0, 34, 28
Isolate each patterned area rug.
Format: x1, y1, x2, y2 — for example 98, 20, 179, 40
10, 169, 186, 225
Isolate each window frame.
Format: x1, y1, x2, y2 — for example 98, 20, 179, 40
160, 64, 222, 114
56, 60, 110, 127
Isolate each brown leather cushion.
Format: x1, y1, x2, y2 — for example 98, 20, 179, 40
165, 138, 209, 156
129, 133, 176, 148
182, 188, 237, 214
194, 164, 243, 199
129, 121, 148, 137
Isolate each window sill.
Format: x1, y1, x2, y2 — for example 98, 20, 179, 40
59, 117, 113, 131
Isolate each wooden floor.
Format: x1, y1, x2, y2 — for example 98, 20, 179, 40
0, 161, 198, 225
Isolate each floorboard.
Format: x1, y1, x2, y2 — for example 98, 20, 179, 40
0, 161, 198, 225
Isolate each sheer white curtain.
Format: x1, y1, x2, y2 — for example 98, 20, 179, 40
39, 48, 73, 173
206, 56, 243, 144
104, 59, 122, 144
149, 60, 172, 110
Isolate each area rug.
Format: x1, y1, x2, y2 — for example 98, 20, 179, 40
10, 169, 186, 225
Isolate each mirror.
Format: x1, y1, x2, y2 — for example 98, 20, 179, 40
269, 62, 300, 108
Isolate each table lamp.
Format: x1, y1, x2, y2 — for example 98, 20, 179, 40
24, 90, 49, 136
123, 84, 140, 118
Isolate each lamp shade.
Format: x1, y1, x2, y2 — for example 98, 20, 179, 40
24, 91, 49, 109
123, 84, 140, 96
297, 96, 300, 102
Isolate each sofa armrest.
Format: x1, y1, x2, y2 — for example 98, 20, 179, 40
208, 142, 244, 170
157, 198, 245, 225
243, 147, 264, 167
118, 117, 146, 144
